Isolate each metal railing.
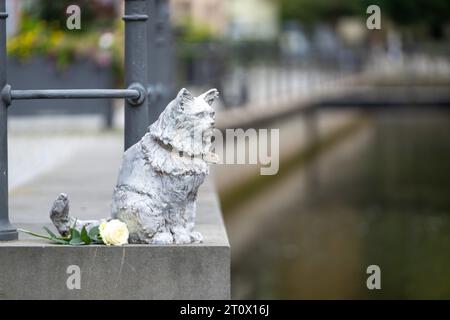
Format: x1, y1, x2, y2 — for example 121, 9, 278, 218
0, 0, 172, 241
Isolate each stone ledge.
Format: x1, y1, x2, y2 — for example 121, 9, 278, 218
0, 179, 230, 299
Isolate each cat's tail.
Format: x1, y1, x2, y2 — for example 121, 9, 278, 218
50, 193, 102, 237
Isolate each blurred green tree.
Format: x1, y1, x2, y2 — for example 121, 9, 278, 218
24, 0, 117, 31
364, 0, 450, 37
279, 0, 362, 27
280, 0, 450, 38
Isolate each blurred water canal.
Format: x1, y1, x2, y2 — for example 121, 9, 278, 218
226, 108, 450, 299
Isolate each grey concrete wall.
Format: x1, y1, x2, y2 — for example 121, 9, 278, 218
0, 245, 229, 299
0, 178, 230, 299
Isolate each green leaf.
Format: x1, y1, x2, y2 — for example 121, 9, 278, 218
18, 228, 69, 245
70, 228, 81, 239
88, 225, 103, 243
80, 226, 91, 245
17, 228, 52, 241
69, 228, 84, 245
50, 237, 70, 245
43, 226, 58, 238
69, 239, 84, 245
88, 225, 100, 239
44, 226, 71, 241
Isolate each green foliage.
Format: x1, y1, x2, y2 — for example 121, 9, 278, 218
80, 227, 92, 245
280, 0, 450, 37
175, 19, 217, 43
280, 0, 363, 27
69, 228, 84, 245
23, 0, 114, 31
174, 20, 218, 77
88, 225, 102, 242
18, 224, 103, 246
7, 2, 125, 83
362, 0, 450, 37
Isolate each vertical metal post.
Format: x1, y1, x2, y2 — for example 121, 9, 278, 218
159, 0, 174, 108
149, 0, 173, 123
123, 0, 149, 150
0, 0, 17, 241
146, 0, 161, 124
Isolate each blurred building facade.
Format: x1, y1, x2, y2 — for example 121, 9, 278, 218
170, 0, 227, 36
227, 0, 278, 40
170, 0, 279, 40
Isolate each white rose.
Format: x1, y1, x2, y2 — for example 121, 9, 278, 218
99, 219, 129, 246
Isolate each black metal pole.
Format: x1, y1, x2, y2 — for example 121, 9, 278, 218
147, 0, 173, 124
154, 0, 173, 116
146, 0, 157, 122
0, 0, 17, 241
10, 88, 141, 100
124, 0, 149, 150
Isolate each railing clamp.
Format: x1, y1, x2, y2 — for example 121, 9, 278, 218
0, 84, 10, 107
127, 83, 146, 106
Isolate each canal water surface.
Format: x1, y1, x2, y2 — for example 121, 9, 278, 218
228, 109, 450, 299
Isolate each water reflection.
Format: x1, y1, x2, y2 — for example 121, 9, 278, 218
230, 109, 450, 299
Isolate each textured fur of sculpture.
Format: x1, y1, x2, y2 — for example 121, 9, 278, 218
50, 88, 219, 244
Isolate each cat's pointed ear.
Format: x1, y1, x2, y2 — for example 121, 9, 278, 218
176, 88, 194, 110
199, 89, 219, 106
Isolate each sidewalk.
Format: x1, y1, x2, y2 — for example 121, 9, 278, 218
10, 133, 123, 226
7, 131, 227, 247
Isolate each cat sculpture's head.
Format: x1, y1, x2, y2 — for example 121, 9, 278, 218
149, 88, 219, 159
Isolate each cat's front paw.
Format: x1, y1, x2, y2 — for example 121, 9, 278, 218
173, 232, 191, 244
172, 226, 192, 244
190, 231, 203, 243
151, 232, 174, 244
